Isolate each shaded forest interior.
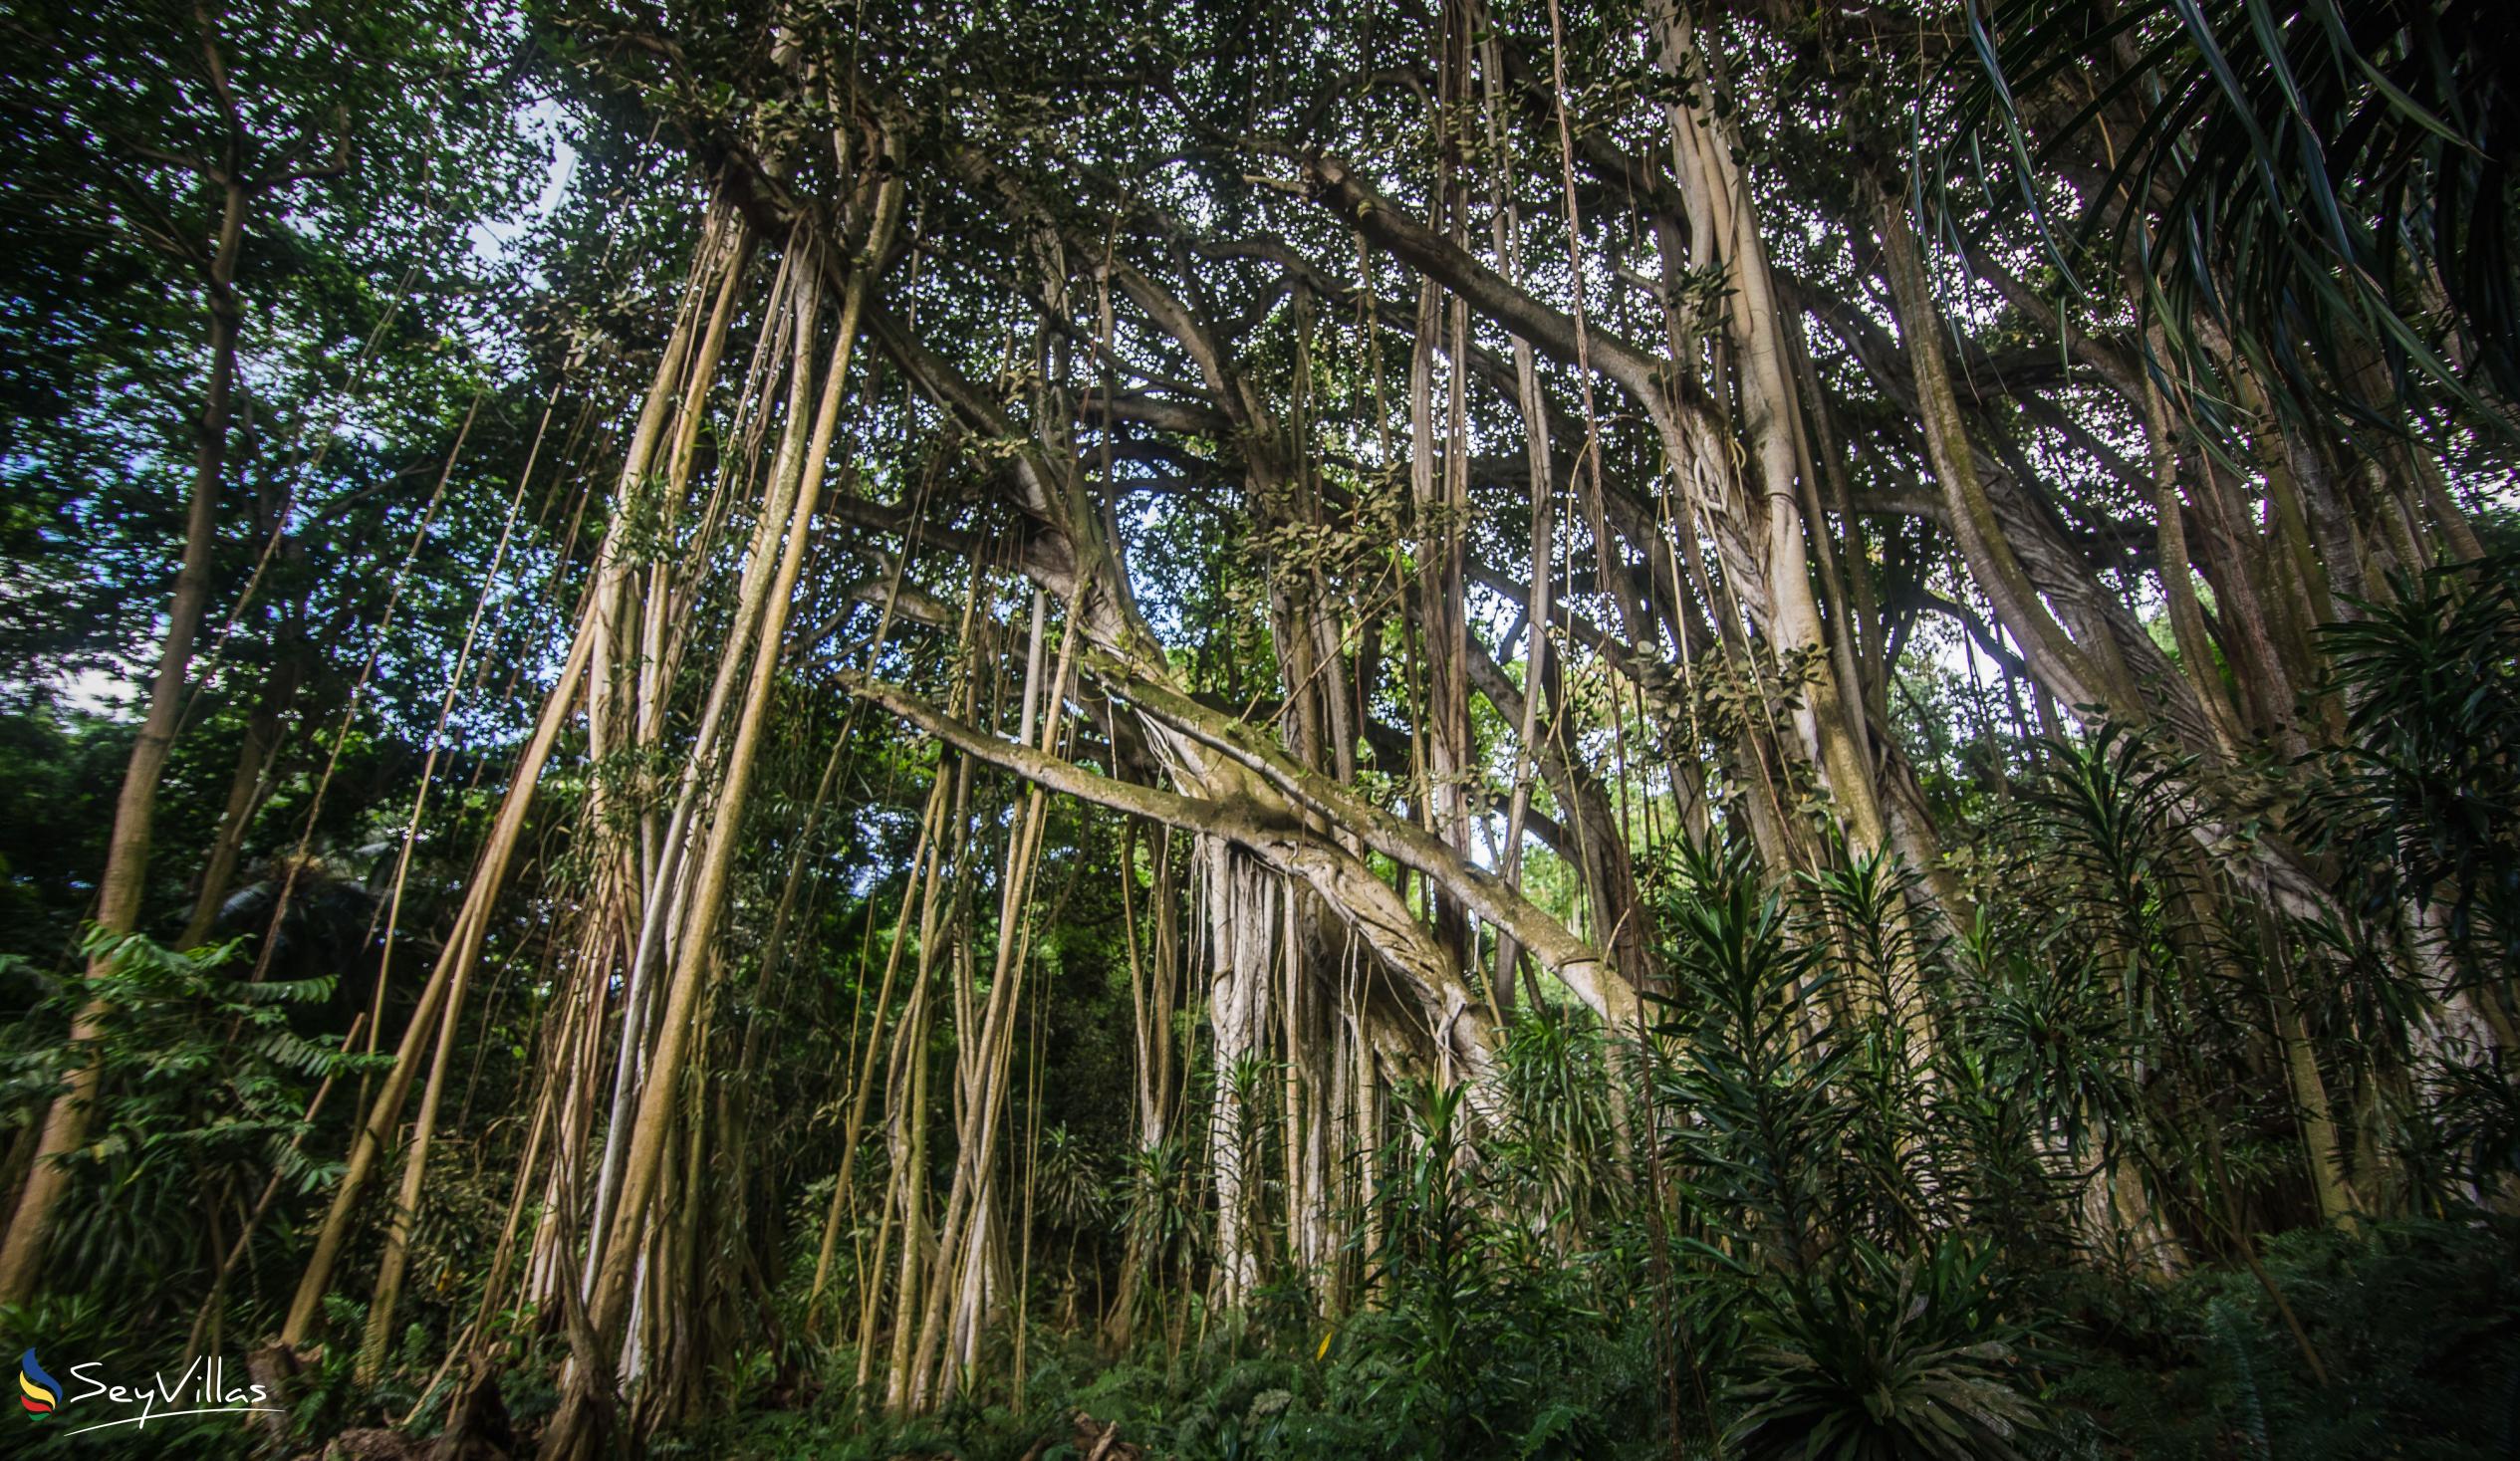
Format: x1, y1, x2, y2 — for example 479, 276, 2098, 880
3, 0, 2520, 1456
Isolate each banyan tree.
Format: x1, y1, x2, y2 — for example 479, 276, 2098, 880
0, 0, 2514, 1456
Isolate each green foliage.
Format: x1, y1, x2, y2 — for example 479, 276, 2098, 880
1957, 912, 2137, 1169
2053, 1219, 2520, 1460
0, 0, 541, 699
1643, 834, 2048, 1460
1728, 1239, 2042, 1461
0, 930, 381, 1321
1490, 1011, 1623, 1238
1937, 0, 2520, 435
2310, 554, 2520, 971
1652, 837, 1862, 1276
0, 706, 122, 954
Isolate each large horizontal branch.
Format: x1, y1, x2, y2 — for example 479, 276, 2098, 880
1080, 391, 1235, 439
1081, 651, 1640, 1031
836, 670, 1500, 1081
1305, 155, 1679, 415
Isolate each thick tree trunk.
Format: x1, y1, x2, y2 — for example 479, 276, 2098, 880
1873, 184, 2123, 724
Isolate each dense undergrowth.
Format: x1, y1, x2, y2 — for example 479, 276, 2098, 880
664, 1216, 2520, 1460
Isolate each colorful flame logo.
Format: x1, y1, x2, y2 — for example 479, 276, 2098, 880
19, 1348, 59, 1414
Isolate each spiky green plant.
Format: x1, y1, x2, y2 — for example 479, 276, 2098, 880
1727, 1237, 2044, 1461
1651, 837, 1857, 1279
1035, 1122, 1108, 1229
1493, 1009, 1624, 1240
2310, 554, 2520, 974
1935, 0, 2520, 435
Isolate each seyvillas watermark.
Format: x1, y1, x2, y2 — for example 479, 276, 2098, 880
17, 1346, 282, 1436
